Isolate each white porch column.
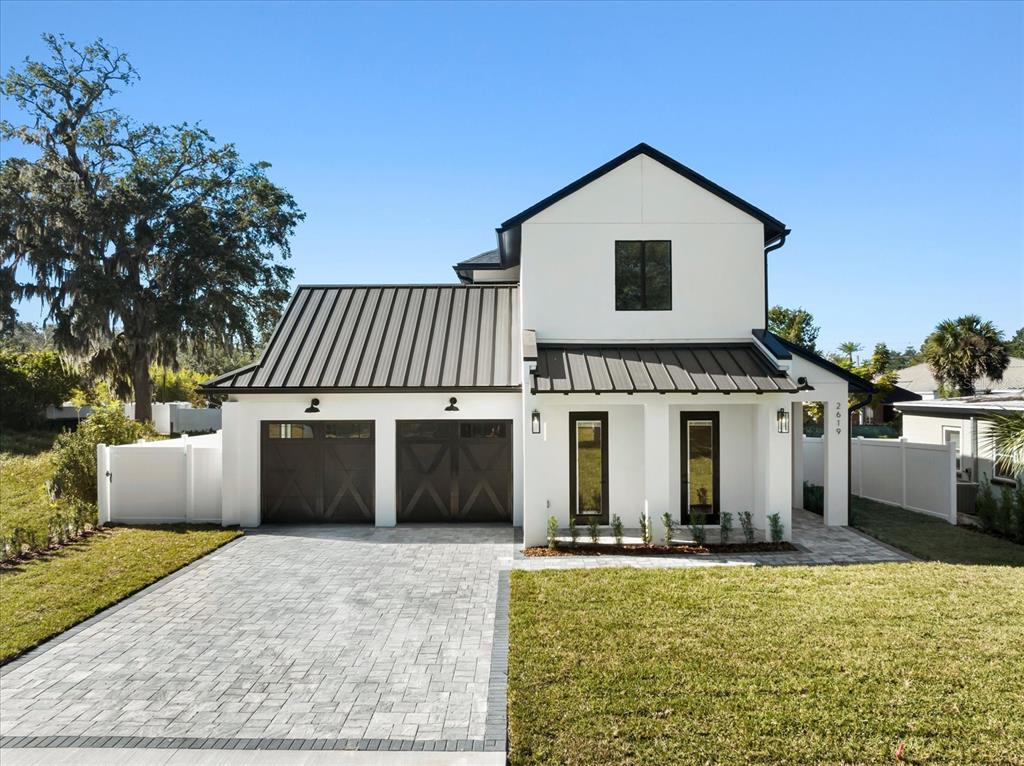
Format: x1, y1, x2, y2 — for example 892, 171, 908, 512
522, 363, 548, 548
375, 417, 397, 527
823, 396, 849, 526
643, 401, 671, 526
761, 402, 793, 541
791, 401, 804, 510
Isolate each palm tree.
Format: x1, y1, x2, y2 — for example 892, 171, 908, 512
986, 412, 1024, 479
838, 341, 862, 365
922, 316, 1010, 396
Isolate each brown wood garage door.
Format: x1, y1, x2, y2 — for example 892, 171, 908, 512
396, 420, 512, 522
261, 421, 374, 523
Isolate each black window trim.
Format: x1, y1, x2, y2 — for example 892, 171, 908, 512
615, 239, 672, 312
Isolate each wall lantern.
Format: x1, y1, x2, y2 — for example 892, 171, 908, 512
444, 397, 459, 412
776, 407, 790, 434
304, 398, 320, 414
531, 410, 541, 434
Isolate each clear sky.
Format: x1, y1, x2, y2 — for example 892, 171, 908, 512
2, 0, 1021, 356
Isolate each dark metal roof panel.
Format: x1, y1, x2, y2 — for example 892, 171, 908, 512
202, 284, 522, 392
533, 343, 799, 394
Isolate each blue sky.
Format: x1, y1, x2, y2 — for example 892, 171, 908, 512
2, 1, 1021, 356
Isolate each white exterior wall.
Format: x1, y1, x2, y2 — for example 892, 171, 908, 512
519, 155, 765, 342
220, 392, 523, 528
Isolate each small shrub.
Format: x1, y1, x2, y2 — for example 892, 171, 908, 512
720, 511, 733, 545
546, 515, 558, 550
568, 517, 578, 544
611, 514, 624, 546
975, 475, 994, 531
1013, 485, 1024, 543
768, 512, 784, 543
662, 512, 674, 545
689, 510, 706, 545
639, 513, 652, 545
995, 487, 1014, 537
588, 517, 600, 544
739, 511, 755, 544
51, 398, 157, 505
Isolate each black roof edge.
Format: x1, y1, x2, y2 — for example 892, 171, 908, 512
497, 143, 788, 243
752, 329, 791, 360
198, 385, 524, 394
767, 331, 875, 394
882, 384, 922, 404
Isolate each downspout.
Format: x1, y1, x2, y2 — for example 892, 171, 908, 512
848, 394, 874, 518
762, 229, 792, 329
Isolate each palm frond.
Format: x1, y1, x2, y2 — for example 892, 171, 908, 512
984, 412, 1024, 478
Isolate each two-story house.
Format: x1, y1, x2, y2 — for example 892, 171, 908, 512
204, 144, 871, 545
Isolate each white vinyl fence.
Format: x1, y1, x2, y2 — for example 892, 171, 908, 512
97, 432, 222, 525
803, 436, 957, 524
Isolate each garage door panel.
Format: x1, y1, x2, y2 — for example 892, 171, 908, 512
397, 420, 511, 523
261, 421, 375, 523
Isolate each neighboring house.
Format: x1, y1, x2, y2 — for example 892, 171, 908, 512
895, 394, 1022, 488
894, 357, 1024, 400
202, 143, 872, 545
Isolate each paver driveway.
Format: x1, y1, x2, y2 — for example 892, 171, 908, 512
0, 525, 514, 753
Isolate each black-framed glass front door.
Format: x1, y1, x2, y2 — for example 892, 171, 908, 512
680, 411, 720, 524
569, 412, 609, 523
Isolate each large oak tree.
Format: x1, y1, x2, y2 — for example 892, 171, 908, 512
0, 35, 303, 421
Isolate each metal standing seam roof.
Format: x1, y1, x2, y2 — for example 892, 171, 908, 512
532, 343, 800, 394
202, 284, 522, 392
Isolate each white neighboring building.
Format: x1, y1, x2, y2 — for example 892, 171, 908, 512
896, 395, 1022, 488
203, 144, 873, 545
895, 358, 1024, 400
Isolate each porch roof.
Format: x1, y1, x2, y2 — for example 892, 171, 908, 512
532, 343, 800, 394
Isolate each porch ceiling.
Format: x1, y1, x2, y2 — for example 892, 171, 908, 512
532, 343, 800, 394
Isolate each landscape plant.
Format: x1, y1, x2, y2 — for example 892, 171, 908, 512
0, 348, 79, 429
739, 511, 755, 544
688, 510, 706, 545
546, 515, 558, 550
661, 512, 673, 544
719, 511, 733, 544
611, 514, 624, 545
976, 474, 996, 532
639, 512, 652, 545
588, 517, 600, 544
768, 513, 784, 543
568, 517, 578, 545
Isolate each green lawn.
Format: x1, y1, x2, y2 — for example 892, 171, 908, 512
0, 430, 60, 545
1, 525, 241, 663
852, 496, 1024, 566
510, 564, 1024, 766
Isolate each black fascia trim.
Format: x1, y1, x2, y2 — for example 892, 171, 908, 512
198, 385, 524, 394
752, 329, 792, 359
497, 143, 788, 244
767, 331, 875, 394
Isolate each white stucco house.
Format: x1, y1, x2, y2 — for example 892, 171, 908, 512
203, 143, 872, 546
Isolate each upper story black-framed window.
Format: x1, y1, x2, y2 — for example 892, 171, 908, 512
615, 240, 672, 311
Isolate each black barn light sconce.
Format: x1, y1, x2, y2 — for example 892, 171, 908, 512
304, 398, 320, 414
444, 397, 459, 412
531, 410, 541, 434
777, 407, 790, 434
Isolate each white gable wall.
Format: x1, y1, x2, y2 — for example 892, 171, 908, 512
520, 154, 767, 341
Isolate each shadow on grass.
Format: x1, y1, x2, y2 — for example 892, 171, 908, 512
851, 497, 1024, 567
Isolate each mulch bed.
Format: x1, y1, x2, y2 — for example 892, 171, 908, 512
524, 541, 797, 557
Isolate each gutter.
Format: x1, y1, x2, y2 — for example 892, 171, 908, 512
762, 229, 791, 329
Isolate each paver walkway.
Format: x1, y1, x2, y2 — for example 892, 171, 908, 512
1, 510, 907, 761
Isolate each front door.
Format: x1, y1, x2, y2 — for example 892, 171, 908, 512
680, 412, 720, 524
570, 412, 609, 523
